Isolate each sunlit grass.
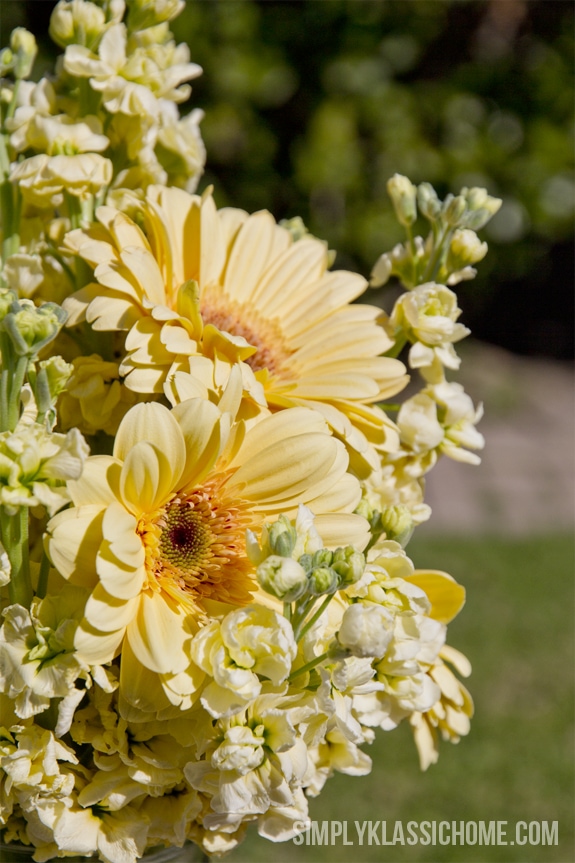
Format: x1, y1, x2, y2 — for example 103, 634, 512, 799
230, 534, 574, 863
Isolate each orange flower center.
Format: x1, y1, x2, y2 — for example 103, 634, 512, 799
139, 476, 257, 609
201, 290, 293, 377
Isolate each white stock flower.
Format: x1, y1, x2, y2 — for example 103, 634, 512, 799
10, 153, 113, 208
428, 380, 485, 464
338, 603, 394, 658
391, 282, 470, 372
184, 690, 306, 832
397, 392, 444, 454
0, 420, 89, 516
191, 606, 297, 717
64, 23, 201, 111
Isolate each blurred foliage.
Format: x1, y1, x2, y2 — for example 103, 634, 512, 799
5, 0, 575, 357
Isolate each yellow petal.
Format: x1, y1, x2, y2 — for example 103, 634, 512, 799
120, 441, 178, 514
75, 619, 125, 665
231, 432, 343, 506
126, 592, 190, 675
113, 403, 186, 483
405, 570, 466, 623
67, 456, 121, 507
46, 504, 104, 589
314, 513, 370, 550
84, 582, 139, 632
171, 398, 229, 488
222, 210, 283, 302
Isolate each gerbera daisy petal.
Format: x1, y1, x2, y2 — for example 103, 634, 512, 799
113, 402, 186, 476
126, 591, 189, 675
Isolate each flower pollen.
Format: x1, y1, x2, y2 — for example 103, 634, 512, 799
201, 290, 293, 377
141, 477, 257, 610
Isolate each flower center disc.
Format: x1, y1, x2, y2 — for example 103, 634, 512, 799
148, 481, 256, 609
201, 290, 292, 377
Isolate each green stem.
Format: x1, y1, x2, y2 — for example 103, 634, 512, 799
283, 601, 292, 622
3, 506, 32, 608
423, 224, 451, 283
384, 334, 407, 359
288, 651, 329, 682
405, 223, 418, 286
290, 594, 316, 633
7, 355, 28, 431
294, 594, 335, 642
36, 550, 51, 599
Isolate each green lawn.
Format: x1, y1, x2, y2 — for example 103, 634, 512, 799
229, 534, 575, 863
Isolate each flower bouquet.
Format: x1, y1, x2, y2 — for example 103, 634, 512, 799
0, 2, 501, 861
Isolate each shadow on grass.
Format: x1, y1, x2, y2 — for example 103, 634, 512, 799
229, 533, 575, 863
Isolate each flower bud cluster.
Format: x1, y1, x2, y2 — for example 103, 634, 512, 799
254, 509, 366, 604
370, 176, 501, 290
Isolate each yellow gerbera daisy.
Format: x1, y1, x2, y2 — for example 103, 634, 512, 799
46, 399, 368, 712
63, 186, 408, 474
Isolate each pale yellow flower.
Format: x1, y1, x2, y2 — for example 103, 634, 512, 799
58, 354, 140, 436
63, 186, 407, 473
46, 400, 368, 711
10, 152, 113, 208
410, 645, 474, 770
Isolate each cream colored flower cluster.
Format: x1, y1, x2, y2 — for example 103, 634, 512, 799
1, 3, 499, 861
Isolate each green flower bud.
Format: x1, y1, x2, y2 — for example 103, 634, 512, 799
461, 208, 500, 231
379, 505, 414, 547
311, 548, 333, 569
0, 288, 17, 321
443, 194, 467, 227
10, 28, 37, 79
387, 174, 417, 227
417, 183, 441, 221
267, 514, 298, 557
331, 546, 365, 585
127, 0, 185, 32
447, 229, 488, 268
308, 565, 339, 596
3, 301, 67, 358
279, 216, 309, 242
463, 187, 502, 215
257, 555, 308, 602
0, 48, 14, 73
40, 356, 73, 398
49, 0, 106, 50
298, 553, 313, 574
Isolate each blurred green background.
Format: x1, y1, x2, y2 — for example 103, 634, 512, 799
2, 2, 574, 861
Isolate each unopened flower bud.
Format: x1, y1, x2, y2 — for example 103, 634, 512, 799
0, 288, 17, 321
308, 566, 339, 596
0, 48, 14, 73
370, 252, 392, 288
267, 514, 297, 558
49, 0, 106, 49
463, 187, 502, 216
331, 546, 365, 585
39, 356, 73, 400
417, 183, 441, 221
257, 555, 308, 602
3, 301, 67, 358
338, 603, 394, 658
311, 548, 333, 568
279, 216, 309, 242
448, 229, 488, 267
443, 195, 467, 227
10, 29, 37, 79
128, 0, 185, 32
380, 505, 414, 547
387, 174, 417, 226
